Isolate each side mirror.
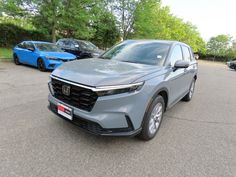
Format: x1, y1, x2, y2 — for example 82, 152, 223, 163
194, 54, 199, 60
27, 47, 34, 52
173, 60, 190, 71
74, 44, 80, 50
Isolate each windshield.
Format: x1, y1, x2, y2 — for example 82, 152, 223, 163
35, 43, 63, 52
78, 41, 98, 51
100, 41, 170, 66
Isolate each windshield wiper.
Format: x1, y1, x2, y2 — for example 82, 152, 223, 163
99, 56, 110, 59
120, 60, 137, 64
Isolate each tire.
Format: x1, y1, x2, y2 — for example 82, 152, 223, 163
37, 58, 46, 72
13, 54, 20, 65
182, 79, 196, 101
234, 65, 236, 71
138, 95, 165, 141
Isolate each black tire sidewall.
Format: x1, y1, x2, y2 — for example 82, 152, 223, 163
183, 79, 196, 101
139, 95, 165, 140
14, 54, 20, 65
189, 79, 196, 99
37, 58, 46, 71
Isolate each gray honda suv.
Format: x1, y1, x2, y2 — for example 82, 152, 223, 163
48, 40, 198, 140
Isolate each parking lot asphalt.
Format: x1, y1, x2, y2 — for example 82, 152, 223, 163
0, 61, 235, 177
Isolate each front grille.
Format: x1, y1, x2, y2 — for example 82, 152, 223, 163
72, 116, 104, 134
51, 78, 98, 112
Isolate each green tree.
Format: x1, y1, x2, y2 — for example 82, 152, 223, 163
107, 0, 143, 40
33, 0, 100, 42
92, 11, 120, 49
207, 35, 232, 58
0, 0, 38, 17
132, 0, 205, 52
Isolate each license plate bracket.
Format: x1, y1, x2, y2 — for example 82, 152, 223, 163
57, 103, 73, 120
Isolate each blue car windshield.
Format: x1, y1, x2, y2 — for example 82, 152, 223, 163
35, 43, 63, 52
100, 41, 170, 66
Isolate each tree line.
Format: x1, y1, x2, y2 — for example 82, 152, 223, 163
203, 34, 236, 61
0, 0, 235, 60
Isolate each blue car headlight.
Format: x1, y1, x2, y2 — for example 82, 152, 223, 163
45, 56, 58, 60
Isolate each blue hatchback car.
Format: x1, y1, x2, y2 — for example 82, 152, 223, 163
13, 41, 76, 71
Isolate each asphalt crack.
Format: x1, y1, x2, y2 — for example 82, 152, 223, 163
165, 114, 236, 126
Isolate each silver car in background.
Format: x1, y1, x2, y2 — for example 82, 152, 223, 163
48, 40, 198, 140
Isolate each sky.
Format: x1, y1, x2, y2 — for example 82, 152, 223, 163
162, 0, 236, 41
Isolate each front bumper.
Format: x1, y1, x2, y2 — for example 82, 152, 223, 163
45, 59, 75, 70
48, 101, 141, 136
47, 78, 154, 136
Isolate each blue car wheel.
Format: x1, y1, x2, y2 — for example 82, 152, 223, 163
13, 54, 21, 65
37, 58, 46, 72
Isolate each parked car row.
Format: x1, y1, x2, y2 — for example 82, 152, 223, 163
56, 39, 103, 59
13, 39, 103, 71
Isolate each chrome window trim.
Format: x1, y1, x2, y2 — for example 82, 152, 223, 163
50, 75, 144, 92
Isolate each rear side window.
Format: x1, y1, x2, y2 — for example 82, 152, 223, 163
24, 42, 35, 49
17, 42, 25, 49
69, 41, 76, 49
182, 46, 192, 61
64, 40, 72, 48
57, 40, 64, 46
169, 45, 183, 66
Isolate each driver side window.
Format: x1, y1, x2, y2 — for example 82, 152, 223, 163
169, 45, 183, 66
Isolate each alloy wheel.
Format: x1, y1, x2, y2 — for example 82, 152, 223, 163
148, 102, 163, 135
38, 59, 45, 71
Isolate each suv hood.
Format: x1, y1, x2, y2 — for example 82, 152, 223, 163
52, 58, 162, 86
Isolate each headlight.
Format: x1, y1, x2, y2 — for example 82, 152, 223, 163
45, 56, 58, 60
96, 82, 144, 97
92, 53, 100, 57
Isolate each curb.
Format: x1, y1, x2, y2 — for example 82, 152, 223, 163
0, 58, 13, 62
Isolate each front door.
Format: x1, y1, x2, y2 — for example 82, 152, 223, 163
166, 45, 187, 105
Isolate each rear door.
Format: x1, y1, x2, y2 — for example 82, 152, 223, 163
56, 40, 65, 50
23, 42, 38, 66
15, 42, 27, 63
181, 45, 197, 90
63, 40, 73, 53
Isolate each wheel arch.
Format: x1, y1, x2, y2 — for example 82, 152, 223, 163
37, 56, 43, 62
37, 57, 46, 71
152, 88, 169, 111
139, 87, 169, 139
145, 87, 169, 115
13, 52, 21, 64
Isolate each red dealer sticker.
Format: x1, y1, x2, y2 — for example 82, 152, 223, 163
57, 103, 73, 120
